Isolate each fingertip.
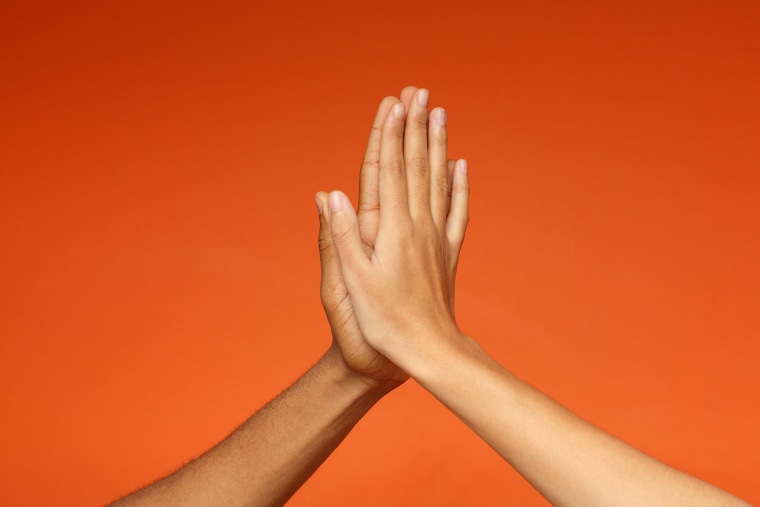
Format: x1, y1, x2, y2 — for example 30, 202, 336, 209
376, 96, 398, 120
453, 160, 470, 196
431, 107, 448, 126
392, 102, 405, 119
400, 85, 418, 105
328, 190, 345, 213
325, 190, 366, 270
314, 192, 326, 216
380, 95, 398, 108
446, 158, 470, 243
417, 88, 429, 108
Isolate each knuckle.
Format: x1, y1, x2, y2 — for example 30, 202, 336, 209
410, 194, 427, 211
331, 224, 353, 244
432, 173, 448, 195
431, 127, 447, 145
357, 190, 380, 212
389, 128, 404, 141
357, 201, 379, 215
412, 113, 428, 130
318, 225, 332, 250
407, 157, 429, 177
387, 120, 405, 138
318, 234, 332, 255
387, 159, 405, 177
366, 124, 383, 144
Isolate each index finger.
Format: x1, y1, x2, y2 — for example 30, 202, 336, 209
358, 96, 397, 247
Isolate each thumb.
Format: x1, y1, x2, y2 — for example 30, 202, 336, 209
315, 191, 343, 303
327, 190, 369, 275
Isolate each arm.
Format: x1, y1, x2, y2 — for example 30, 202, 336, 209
111, 95, 410, 507
326, 87, 751, 507
411, 334, 751, 507
110, 346, 397, 507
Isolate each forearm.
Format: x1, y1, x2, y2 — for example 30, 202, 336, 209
111, 345, 398, 507
406, 331, 749, 507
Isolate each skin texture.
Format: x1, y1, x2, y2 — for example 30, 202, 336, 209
327, 88, 752, 507
110, 346, 395, 507
109, 88, 467, 507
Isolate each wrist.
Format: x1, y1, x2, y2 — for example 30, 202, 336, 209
389, 326, 478, 382
322, 344, 402, 398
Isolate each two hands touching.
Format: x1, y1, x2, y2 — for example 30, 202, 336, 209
315, 85, 468, 390
112, 88, 750, 507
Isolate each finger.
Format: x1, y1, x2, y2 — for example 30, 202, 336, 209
446, 160, 469, 249
429, 107, 449, 231
399, 85, 418, 111
445, 159, 456, 216
315, 191, 344, 306
378, 101, 409, 222
404, 88, 431, 221
328, 190, 370, 274
358, 96, 396, 252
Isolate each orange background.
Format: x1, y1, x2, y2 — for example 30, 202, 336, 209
1, 1, 758, 505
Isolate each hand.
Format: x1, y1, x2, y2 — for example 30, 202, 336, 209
324, 87, 470, 369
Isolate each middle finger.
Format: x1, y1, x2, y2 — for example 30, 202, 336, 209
404, 88, 432, 222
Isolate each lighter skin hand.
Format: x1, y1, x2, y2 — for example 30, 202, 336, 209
316, 87, 465, 382
323, 87, 470, 365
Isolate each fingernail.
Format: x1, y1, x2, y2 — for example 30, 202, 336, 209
328, 191, 344, 213
314, 197, 323, 215
434, 108, 447, 125
417, 89, 429, 108
458, 159, 468, 175
392, 103, 405, 119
